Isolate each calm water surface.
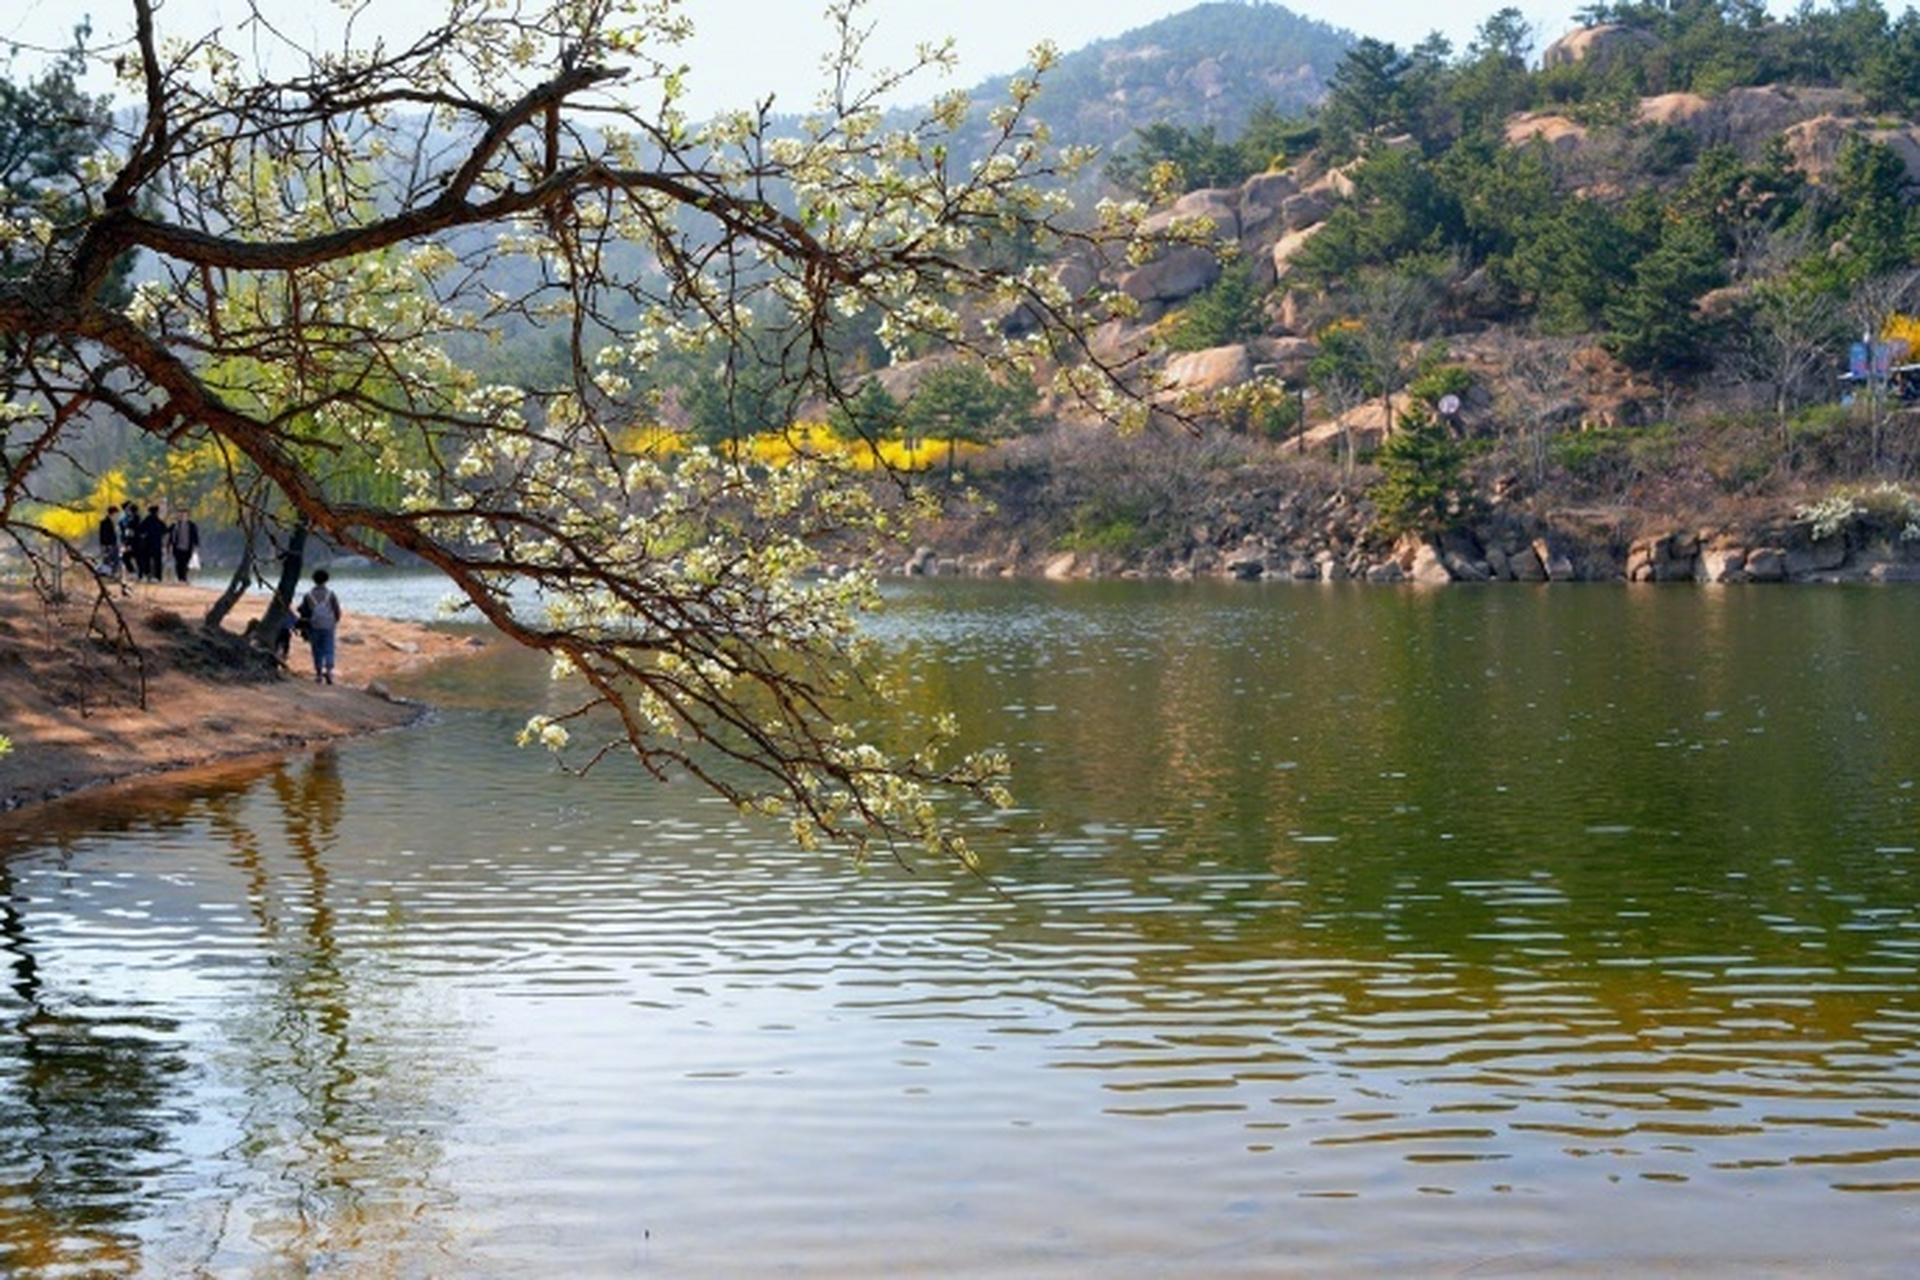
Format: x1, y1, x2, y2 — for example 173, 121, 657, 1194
3, 579, 1919, 1276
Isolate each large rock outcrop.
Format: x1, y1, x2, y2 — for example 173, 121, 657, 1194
1640, 85, 1864, 159
1541, 24, 1662, 71
1162, 345, 1255, 395
1505, 113, 1589, 153
1782, 115, 1920, 190
1118, 246, 1221, 305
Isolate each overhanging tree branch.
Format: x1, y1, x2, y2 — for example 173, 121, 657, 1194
0, 0, 1166, 862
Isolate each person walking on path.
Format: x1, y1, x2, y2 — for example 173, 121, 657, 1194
299, 569, 344, 684
168, 511, 201, 583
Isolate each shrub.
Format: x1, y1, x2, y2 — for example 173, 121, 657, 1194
1163, 259, 1267, 352
1406, 364, 1473, 407
1551, 429, 1636, 492
1369, 409, 1476, 538
1067, 502, 1152, 555
1796, 483, 1920, 542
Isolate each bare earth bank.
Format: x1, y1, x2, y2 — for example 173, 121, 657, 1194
0, 580, 493, 815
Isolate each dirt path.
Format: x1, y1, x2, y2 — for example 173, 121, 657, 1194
0, 579, 493, 813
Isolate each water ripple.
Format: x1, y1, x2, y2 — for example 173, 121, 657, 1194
7, 583, 1920, 1274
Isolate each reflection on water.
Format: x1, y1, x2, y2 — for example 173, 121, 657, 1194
2, 580, 1919, 1275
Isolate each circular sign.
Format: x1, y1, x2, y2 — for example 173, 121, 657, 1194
1437, 394, 1461, 416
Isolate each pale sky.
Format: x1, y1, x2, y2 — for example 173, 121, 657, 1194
5, 0, 1596, 116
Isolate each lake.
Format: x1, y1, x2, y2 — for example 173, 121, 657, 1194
3, 578, 1917, 1276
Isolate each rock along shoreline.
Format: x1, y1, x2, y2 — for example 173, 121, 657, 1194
898, 508, 1920, 586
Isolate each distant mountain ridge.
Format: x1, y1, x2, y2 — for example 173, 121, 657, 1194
817, 3, 1350, 187
970, 2, 1351, 158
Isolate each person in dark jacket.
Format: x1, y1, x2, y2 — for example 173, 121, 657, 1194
98, 505, 121, 571
137, 505, 167, 581
118, 504, 140, 575
97, 506, 129, 594
168, 511, 201, 583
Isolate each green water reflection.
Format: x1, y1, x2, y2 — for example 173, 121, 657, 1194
1, 581, 1917, 1275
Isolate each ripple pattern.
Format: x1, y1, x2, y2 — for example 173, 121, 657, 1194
4, 582, 1920, 1275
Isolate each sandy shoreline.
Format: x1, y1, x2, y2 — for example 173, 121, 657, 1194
0, 579, 493, 816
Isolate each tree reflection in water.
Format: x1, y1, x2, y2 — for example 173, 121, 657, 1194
200, 749, 460, 1270
0, 854, 191, 1275
0, 750, 468, 1275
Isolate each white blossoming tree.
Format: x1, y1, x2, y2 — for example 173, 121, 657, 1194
0, 0, 1165, 861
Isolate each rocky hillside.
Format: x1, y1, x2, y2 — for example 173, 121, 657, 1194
899, 10, 1920, 585
1106, 63, 1919, 424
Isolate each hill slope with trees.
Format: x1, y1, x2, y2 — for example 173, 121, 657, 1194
901, 0, 1920, 584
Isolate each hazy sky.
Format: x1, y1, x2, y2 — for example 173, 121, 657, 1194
5, 0, 1596, 115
